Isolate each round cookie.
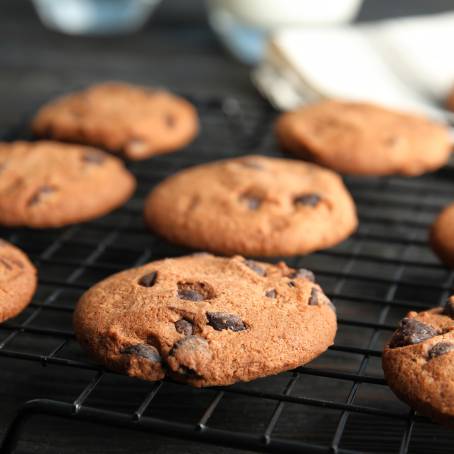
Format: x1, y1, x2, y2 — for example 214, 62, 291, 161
73, 254, 336, 387
382, 298, 454, 427
144, 155, 357, 257
0, 240, 37, 323
32, 82, 199, 160
0, 141, 136, 228
430, 202, 454, 267
275, 99, 452, 176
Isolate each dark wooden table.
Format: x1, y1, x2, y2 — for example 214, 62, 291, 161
1, 1, 453, 452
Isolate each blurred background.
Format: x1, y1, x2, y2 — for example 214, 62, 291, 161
2, 0, 454, 133
1, 1, 454, 453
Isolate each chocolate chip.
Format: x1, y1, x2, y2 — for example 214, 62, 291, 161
442, 300, 454, 318
175, 319, 193, 336
244, 259, 266, 276
187, 195, 200, 212
83, 152, 105, 164
308, 288, 319, 305
428, 342, 454, 359
294, 194, 321, 207
389, 318, 438, 348
207, 312, 246, 332
28, 186, 55, 206
241, 195, 262, 210
169, 335, 209, 356
289, 268, 315, 282
138, 271, 158, 287
288, 281, 296, 287
178, 365, 201, 377
177, 282, 215, 301
265, 289, 276, 298
165, 113, 176, 128
178, 289, 203, 301
121, 344, 161, 362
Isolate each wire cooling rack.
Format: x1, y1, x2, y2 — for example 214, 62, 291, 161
1, 94, 454, 454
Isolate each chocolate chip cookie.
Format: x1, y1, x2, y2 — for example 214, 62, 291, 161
276, 100, 452, 176
73, 254, 336, 387
0, 141, 136, 227
430, 202, 454, 267
382, 299, 454, 427
144, 155, 357, 257
0, 240, 37, 323
32, 82, 199, 160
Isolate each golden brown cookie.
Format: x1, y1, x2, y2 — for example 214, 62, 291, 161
73, 254, 336, 387
32, 82, 199, 160
382, 298, 454, 427
430, 202, 454, 268
144, 155, 357, 257
275, 100, 452, 176
0, 141, 136, 228
0, 240, 37, 323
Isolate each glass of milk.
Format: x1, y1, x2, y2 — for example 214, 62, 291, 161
32, 0, 161, 35
207, 0, 363, 64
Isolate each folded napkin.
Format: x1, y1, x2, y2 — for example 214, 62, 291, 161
253, 12, 454, 123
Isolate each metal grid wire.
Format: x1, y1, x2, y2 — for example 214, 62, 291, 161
1, 95, 454, 453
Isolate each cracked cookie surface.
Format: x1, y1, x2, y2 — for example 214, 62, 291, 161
73, 254, 337, 387
0, 240, 37, 323
382, 298, 454, 427
276, 100, 452, 176
144, 155, 357, 256
32, 82, 199, 160
0, 141, 136, 227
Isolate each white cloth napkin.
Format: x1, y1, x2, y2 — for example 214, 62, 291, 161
253, 12, 454, 123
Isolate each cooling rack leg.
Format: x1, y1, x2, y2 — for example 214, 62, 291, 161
0, 399, 71, 454
1, 406, 32, 454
